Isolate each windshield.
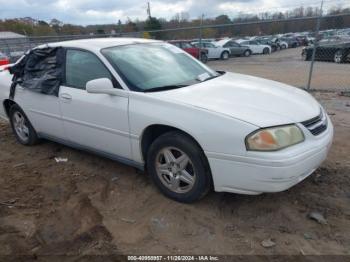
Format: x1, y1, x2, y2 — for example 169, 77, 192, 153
101, 43, 218, 92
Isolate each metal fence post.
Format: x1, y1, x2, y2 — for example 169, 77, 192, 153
306, 0, 324, 90
199, 14, 204, 48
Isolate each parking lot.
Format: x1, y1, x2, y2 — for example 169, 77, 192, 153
0, 47, 349, 257
211, 47, 350, 91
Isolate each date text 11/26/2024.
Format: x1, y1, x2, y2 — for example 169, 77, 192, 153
128, 256, 219, 261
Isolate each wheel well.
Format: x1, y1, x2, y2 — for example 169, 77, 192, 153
141, 125, 204, 163
3, 99, 16, 117
140, 124, 213, 187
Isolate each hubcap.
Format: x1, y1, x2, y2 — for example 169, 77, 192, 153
334, 52, 342, 63
13, 111, 29, 142
155, 147, 196, 194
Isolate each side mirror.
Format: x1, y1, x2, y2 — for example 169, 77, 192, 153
86, 78, 127, 97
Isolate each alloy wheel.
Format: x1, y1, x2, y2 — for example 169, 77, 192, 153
155, 147, 196, 194
12, 111, 29, 142
334, 51, 343, 63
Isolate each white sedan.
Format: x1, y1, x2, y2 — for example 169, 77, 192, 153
0, 38, 333, 203
236, 39, 272, 54
191, 42, 231, 60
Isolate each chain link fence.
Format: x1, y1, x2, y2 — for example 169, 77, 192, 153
0, 14, 349, 92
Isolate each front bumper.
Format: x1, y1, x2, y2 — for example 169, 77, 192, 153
206, 116, 334, 195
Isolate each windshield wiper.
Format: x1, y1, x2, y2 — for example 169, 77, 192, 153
200, 74, 221, 82
143, 84, 188, 93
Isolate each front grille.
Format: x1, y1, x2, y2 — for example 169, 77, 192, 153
301, 110, 328, 136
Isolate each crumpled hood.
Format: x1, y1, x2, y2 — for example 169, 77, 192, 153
151, 72, 320, 127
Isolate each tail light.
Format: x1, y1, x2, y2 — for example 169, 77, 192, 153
0, 58, 10, 66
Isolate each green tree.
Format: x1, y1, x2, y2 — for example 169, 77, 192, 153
144, 17, 162, 39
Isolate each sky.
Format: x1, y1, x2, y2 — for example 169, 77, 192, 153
0, 0, 349, 25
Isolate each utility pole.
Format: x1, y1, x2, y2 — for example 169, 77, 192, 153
307, 0, 324, 90
147, 2, 152, 18
199, 14, 204, 48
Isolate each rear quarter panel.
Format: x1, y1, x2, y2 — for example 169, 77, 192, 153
0, 69, 12, 120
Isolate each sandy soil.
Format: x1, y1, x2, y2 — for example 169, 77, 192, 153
0, 49, 349, 258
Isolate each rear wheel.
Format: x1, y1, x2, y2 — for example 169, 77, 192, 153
334, 50, 344, 63
243, 49, 251, 57
9, 104, 39, 145
220, 51, 229, 60
147, 131, 211, 203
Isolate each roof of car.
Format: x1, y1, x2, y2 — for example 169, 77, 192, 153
215, 39, 231, 46
0, 31, 26, 39
41, 38, 161, 52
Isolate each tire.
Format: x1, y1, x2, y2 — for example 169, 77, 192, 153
147, 131, 212, 203
302, 50, 309, 61
200, 53, 208, 64
263, 48, 270, 55
9, 104, 39, 146
334, 50, 344, 63
220, 51, 229, 60
243, 49, 251, 57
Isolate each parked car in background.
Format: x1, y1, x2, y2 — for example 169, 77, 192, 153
236, 39, 271, 54
295, 35, 309, 46
274, 38, 289, 49
280, 37, 299, 48
256, 38, 279, 52
191, 42, 230, 60
169, 40, 208, 63
302, 40, 350, 63
215, 39, 252, 57
0, 52, 10, 66
0, 38, 333, 203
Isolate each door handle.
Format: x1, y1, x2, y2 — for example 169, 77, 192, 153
60, 93, 72, 102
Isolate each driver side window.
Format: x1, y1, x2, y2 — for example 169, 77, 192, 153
65, 49, 112, 90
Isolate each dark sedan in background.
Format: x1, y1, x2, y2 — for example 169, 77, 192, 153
302, 40, 350, 63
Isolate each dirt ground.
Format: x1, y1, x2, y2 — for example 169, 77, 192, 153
0, 48, 349, 258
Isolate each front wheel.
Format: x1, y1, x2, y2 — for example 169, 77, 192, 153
263, 48, 270, 54
147, 131, 212, 203
221, 51, 229, 60
243, 49, 251, 57
9, 104, 39, 145
200, 53, 208, 64
334, 50, 344, 63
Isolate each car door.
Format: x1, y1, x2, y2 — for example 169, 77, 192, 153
59, 49, 131, 159
223, 42, 233, 55
13, 58, 66, 139
203, 43, 216, 58
249, 41, 260, 53
231, 42, 247, 55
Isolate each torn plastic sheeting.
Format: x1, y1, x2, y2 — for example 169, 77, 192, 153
9, 47, 64, 97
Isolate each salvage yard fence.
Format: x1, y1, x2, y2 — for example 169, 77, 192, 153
1, 13, 349, 92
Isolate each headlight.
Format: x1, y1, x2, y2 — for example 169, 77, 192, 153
246, 125, 304, 151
